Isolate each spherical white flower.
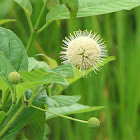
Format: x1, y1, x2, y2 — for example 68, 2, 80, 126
60, 30, 107, 73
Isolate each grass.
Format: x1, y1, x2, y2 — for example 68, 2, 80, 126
1, 1, 140, 140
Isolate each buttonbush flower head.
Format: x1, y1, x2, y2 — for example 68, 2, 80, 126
60, 30, 107, 74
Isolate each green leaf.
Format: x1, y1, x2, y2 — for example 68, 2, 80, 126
46, 0, 60, 11
46, 103, 104, 120
24, 110, 45, 140
25, 86, 47, 105
48, 83, 61, 96
19, 68, 68, 85
0, 90, 47, 139
67, 56, 115, 85
14, 0, 32, 16
0, 53, 15, 89
28, 57, 50, 71
16, 68, 68, 101
0, 0, 13, 18
0, 53, 15, 86
52, 63, 74, 77
0, 19, 16, 25
38, 63, 74, 96
0, 27, 28, 72
0, 27, 28, 91
0, 104, 36, 139
36, 54, 58, 69
0, 77, 8, 92
57, 56, 115, 94
43, 124, 50, 140
0, 111, 6, 125
46, 0, 140, 23
0, 53, 15, 79
47, 95, 81, 107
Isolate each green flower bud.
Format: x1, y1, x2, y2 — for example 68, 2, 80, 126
8, 72, 21, 84
88, 117, 100, 128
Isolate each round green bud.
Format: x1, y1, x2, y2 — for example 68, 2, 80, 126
8, 72, 21, 84
88, 117, 100, 128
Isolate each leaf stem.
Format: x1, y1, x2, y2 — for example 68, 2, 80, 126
34, 84, 49, 98
13, 85, 16, 102
28, 87, 37, 106
38, 20, 52, 33
25, 13, 33, 32
31, 105, 88, 124
0, 90, 10, 110
34, 1, 48, 30
48, 86, 52, 97
26, 0, 48, 55
6, 86, 16, 116
1, 91, 8, 109
6, 103, 14, 116
26, 30, 38, 55
28, 85, 49, 106
0, 104, 26, 138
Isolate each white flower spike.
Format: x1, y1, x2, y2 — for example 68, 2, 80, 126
60, 30, 107, 74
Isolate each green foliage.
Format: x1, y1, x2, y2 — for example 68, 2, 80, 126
2, 0, 139, 139
46, 0, 140, 23
47, 95, 81, 107
52, 63, 74, 77
56, 56, 115, 94
0, 88, 47, 139
46, 0, 60, 11
0, 27, 28, 72
16, 68, 69, 102
46, 103, 104, 120
24, 110, 46, 140
0, 77, 8, 92
43, 124, 50, 140
26, 86, 48, 105
0, 111, 6, 125
0, 19, 16, 25
14, 0, 32, 17
0, 53, 15, 87
28, 57, 50, 71
67, 56, 115, 85
37, 54, 58, 69
63, 0, 78, 23
0, 0, 12, 18
0, 27, 28, 94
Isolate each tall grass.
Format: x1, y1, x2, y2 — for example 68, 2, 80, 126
1, 1, 140, 140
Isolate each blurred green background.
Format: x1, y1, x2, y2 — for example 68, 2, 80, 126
1, 0, 140, 140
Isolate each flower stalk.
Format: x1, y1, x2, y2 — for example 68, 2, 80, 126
31, 105, 88, 124
31, 105, 100, 128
